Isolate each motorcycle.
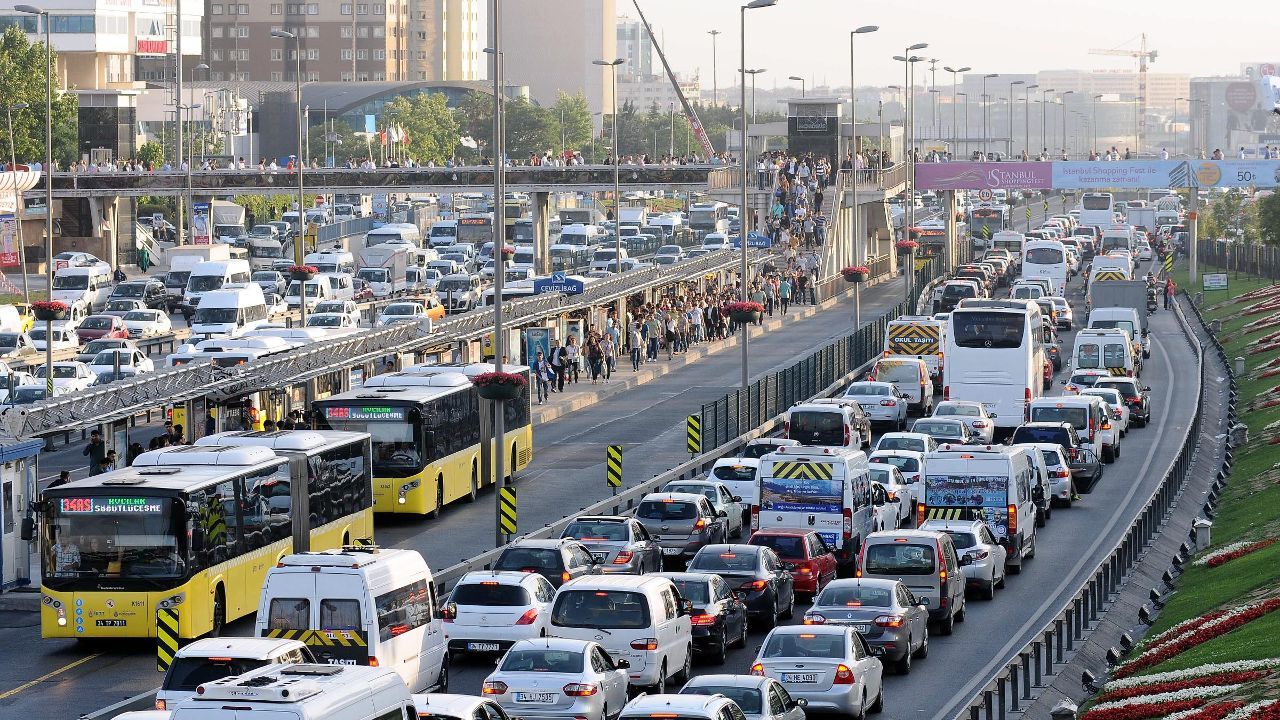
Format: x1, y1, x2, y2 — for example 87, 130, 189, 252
1146, 287, 1159, 314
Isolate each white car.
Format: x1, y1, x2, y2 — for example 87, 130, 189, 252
31, 325, 79, 351
409, 695, 512, 720
843, 381, 909, 430
483, 638, 630, 720
931, 400, 997, 444
305, 312, 359, 330
662, 479, 745, 539
704, 457, 761, 521
867, 449, 926, 514
680, 674, 809, 720
1083, 387, 1131, 437
34, 361, 97, 392
920, 519, 1008, 600
868, 462, 916, 525
88, 348, 154, 376
701, 233, 733, 251
377, 301, 429, 327
1137, 241, 1153, 260
102, 298, 146, 318
1046, 296, 1074, 329
872, 432, 939, 455
122, 309, 172, 339
4, 383, 67, 405
654, 245, 684, 262
750, 625, 884, 717
0, 331, 38, 360
444, 570, 556, 655
871, 482, 902, 532
1029, 443, 1075, 507
52, 251, 109, 273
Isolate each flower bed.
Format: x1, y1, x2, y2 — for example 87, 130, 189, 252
1222, 700, 1280, 720
723, 301, 765, 315
1164, 702, 1247, 720
1079, 699, 1206, 720
841, 265, 871, 282
895, 239, 919, 253
1098, 672, 1269, 703
1193, 539, 1277, 568
471, 371, 528, 388
1116, 599, 1280, 677
1103, 659, 1280, 691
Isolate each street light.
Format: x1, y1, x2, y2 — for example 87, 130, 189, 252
848, 24, 878, 332
981, 73, 999, 157
16, 3, 53, 397
743, 68, 767, 122
272, 28, 308, 328
788, 75, 806, 97
707, 29, 721, 106
739, 0, 778, 390
943, 66, 969, 153
1059, 90, 1075, 158
957, 92, 970, 156
1093, 94, 1103, 154
5, 102, 30, 303
592, 57, 626, 296
1008, 80, 1024, 157
1039, 88, 1055, 157
893, 51, 925, 250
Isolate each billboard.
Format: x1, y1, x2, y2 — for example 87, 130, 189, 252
1191, 160, 1280, 188
914, 160, 1280, 189
1052, 161, 1190, 189
913, 162, 1052, 190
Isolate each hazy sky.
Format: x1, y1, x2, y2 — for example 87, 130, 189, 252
625, 0, 1276, 90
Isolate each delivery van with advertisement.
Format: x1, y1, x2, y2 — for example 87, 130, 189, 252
753, 445, 873, 573
884, 316, 946, 390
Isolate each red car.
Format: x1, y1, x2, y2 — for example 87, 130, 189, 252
76, 314, 129, 341
747, 529, 839, 597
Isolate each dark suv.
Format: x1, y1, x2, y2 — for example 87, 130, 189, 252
109, 279, 168, 310
1094, 377, 1152, 427
1010, 421, 1103, 492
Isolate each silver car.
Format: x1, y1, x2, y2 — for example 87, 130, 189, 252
843, 381, 910, 430
750, 625, 884, 716
681, 675, 808, 720
920, 519, 1007, 600
634, 492, 729, 561
931, 400, 997, 444
662, 480, 744, 538
802, 578, 930, 675
560, 515, 663, 574
483, 638, 630, 720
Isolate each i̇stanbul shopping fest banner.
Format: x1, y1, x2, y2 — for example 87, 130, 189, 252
914, 160, 1280, 190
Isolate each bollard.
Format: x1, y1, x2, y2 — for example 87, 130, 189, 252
1035, 640, 1046, 685
984, 690, 995, 720
1010, 667, 1021, 712
997, 677, 1008, 719
1021, 652, 1033, 698
1055, 618, 1065, 661
971, 707, 981, 720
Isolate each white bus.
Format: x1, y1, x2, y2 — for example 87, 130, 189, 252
1078, 192, 1115, 230
944, 300, 1045, 431
1021, 239, 1070, 296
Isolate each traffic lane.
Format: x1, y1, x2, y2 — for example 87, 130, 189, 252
375, 279, 910, 567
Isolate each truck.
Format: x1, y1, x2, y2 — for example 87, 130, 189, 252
1126, 206, 1157, 235
356, 244, 409, 298
210, 200, 247, 243
618, 206, 648, 229
1088, 279, 1150, 356
1155, 196, 1182, 227
559, 207, 606, 226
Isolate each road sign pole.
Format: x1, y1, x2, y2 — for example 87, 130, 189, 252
606, 444, 622, 496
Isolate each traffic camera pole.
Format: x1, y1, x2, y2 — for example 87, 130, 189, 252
490, 0, 509, 548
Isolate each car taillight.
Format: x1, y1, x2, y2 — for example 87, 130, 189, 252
691, 613, 717, 626
155, 700, 167, 711
844, 424, 852, 446
631, 638, 659, 651
1050, 469, 1071, 478
1088, 417, 1096, 439
563, 683, 598, 697
739, 579, 768, 592
917, 503, 927, 526
796, 561, 814, 575
943, 385, 950, 400
441, 602, 457, 622
693, 518, 707, 532
1025, 387, 1032, 404
874, 614, 905, 628
483, 681, 508, 695
1008, 503, 1018, 536
834, 664, 857, 684
973, 421, 987, 428
1126, 396, 1140, 404
804, 613, 827, 625
515, 608, 539, 625
783, 420, 790, 437
880, 399, 896, 406
1112, 409, 1122, 419
842, 507, 853, 539
751, 505, 760, 530
968, 549, 990, 561
1101, 421, 1112, 430
612, 551, 634, 565
750, 663, 765, 676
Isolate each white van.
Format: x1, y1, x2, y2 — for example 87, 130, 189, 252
170, 664, 415, 720
256, 547, 447, 692
51, 266, 112, 311
1072, 328, 1136, 378
784, 399, 872, 450
859, 529, 966, 633
549, 574, 693, 692
869, 356, 934, 415
190, 285, 270, 338
156, 637, 315, 711
1027, 395, 1116, 462
304, 250, 356, 276
367, 223, 423, 248
754, 445, 873, 572
185, 259, 253, 306
921, 444, 1038, 572
285, 277, 336, 309
428, 220, 458, 248
559, 223, 606, 249
1088, 307, 1148, 359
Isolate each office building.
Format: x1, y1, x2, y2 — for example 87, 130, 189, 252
407, 0, 480, 81
492, 0, 616, 113
1034, 69, 1189, 110
615, 14, 651, 81
617, 73, 699, 112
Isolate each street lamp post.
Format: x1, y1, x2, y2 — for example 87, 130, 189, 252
739, 0, 778, 390
16, 4, 53, 396
1008, 80, 1024, 157
895, 45, 927, 305
1174, 96, 1188, 157
745, 68, 766, 123
981, 73, 998, 158
707, 29, 721, 106
483, 8, 511, 545
788, 75, 806, 98
1039, 89, 1055, 157
272, 29, 308, 328
849, 25, 878, 332
1024, 84, 1038, 159
1059, 90, 1075, 157
593, 57, 625, 286
5, 102, 30, 303
943, 66, 969, 153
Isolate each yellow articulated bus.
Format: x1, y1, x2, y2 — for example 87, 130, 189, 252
313, 363, 533, 516
39, 432, 374, 640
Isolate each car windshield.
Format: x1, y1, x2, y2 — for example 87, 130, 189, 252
37, 365, 79, 379
952, 311, 1026, 349
1030, 407, 1087, 429
943, 284, 976, 298
551, 590, 651, 629
79, 317, 112, 329
846, 384, 892, 397
384, 305, 416, 316
936, 404, 981, 417
314, 302, 345, 313
665, 484, 718, 503
1097, 381, 1139, 396
1026, 247, 1064, 264
913, 421, 963, 437
562, 520, 629, 542
84, 340, 123, 354
864, 543, 936, 575
194, 308, 238, 324
112, 284, 145, 297
123, 311, 156, 322
876, 436, 924, 452
0, 333, 21, 348
188, 276, 224, 292
252, 272, 279, 282
1040, 449, 1066, 466
789, 410, 846, 446
357, 269, 388, 282
817, 584, 893, 607
1069, 373, 1105, 389
637, 500, 698, 521
761, 632, 846, 659
712, 463, 757, 480
688, 551, 759, 573
91, 351, 128, 365
750, 534, 806, 559
163, 657, 271, 693
494, 548, 562, 573
438, 278, 471, 291
1011, 427, 1069, 445
874, 362, 920, 383
452, 582, 530, 607
308, 315, 345, 327
681, 686, 762, 714
944, 531, 978, 548
499, 648, 584, 673
52, 274, 89, 290
668, 579, 710, 605
873, 455, 918, 472
1087, 390, 1123, 406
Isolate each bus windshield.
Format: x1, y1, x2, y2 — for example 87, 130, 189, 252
42, 495, 184, 580
1082, 195, 1112, 210
951, 312, 1026, 349
323, 415, 422, 476
1025, 247, 1064, 264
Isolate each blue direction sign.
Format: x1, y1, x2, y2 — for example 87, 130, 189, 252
732, 232, 773, 249
533, 274, 585, 295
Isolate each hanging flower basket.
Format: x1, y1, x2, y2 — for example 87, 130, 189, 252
288, 265, 319, 281
472, 371, 528, 401
724, 301, 765, 324
841, 265, 871, 283
895, 239, 919, 255
32, 300, 69, 321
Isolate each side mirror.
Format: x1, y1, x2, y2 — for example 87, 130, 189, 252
989, 413, 997, 419
794, 699, 809, 709
732, 496, 742, 502
681, 599, 695, 615
718, 510, 728, 518
1143, 386, 1152, 392
615, 659, 631, 669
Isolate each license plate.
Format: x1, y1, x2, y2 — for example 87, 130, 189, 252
781, 673, 820, 683
468, 642, 501, 652
859, 404, 876, 411
591, 552, 609, 562
871, 646, 885, 656
852, 623, 871, 633
982, 403, 997, 412
515, 692, 557, 703
662, 547, 682, 555
94, 620, 127, 627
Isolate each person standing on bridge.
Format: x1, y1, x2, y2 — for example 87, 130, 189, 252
83, 430, 108, 475
548, 339, 566, 392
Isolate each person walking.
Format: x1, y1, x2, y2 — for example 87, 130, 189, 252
1164, 277, 1176, 309
549, 340, 567, 392
586, 336, 604, 384
533, 350, 553, 403
83, 430, 108, 475
778, 274, 792, 314
600, 333, 615, 381
564, 336, 581, 384
629, 321, 644, 371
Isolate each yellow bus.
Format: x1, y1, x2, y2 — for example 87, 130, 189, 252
313, 363, 533, 516
39, 432, 374, 640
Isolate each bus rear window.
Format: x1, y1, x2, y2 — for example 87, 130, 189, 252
1082, 195, 1111, 210
788, 411, 845, 446
1025, 248, 1064, 264
951, 312, 1026, 349
1031, 406, 1088, 429
864, 543, 936, 575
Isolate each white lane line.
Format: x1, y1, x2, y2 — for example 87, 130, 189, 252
82, 686, 160, 719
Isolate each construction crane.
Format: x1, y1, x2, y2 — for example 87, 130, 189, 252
1090, 34, 1158, 153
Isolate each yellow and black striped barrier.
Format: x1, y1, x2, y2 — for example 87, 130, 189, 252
686, 415, 701, 456
1164, 253, 1174, 273
265, 628, 368, 647
157, 608, 179, 673
499, 487, 517, 535
606, 445, 622, 488
924, 507, 974, 520
772, 460, 834, 481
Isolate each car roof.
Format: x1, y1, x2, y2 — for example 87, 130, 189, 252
920, 518, 986, 533
682, 674, 771, 690
411, 694, 494, 716
936, 400, 983, 408
570, 515, 630, 524
1019, 421, 1073, 430
457, 570, 543, 586
176, 636, 307, 659
869, 448, 924, 458
821, 577, 901, 592
507, 637, 596, 653
623, 694, 733, 716
641, 491, 708, 503
866, 462, 904, 475
879, 432, 933, 441
507, 538, 577, 549
867, 529, 946, 543
699, 543, 762, 556
766, 623, 850, 637
749, 527, 815, 538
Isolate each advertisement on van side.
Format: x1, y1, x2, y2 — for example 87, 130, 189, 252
760, 477, 841, 514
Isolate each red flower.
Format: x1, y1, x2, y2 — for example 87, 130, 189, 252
1249, 700, 1280, 720
31, 300, 69, 312
1174, 702, 1246, 720
500, 246, 515, 256
1207, 539, 1277, 568
1097, 672, 1269, 703
724, 301, 765, 314
287, 265, 320, 274
1116, 599, 1280, 677
471, 371, 528, 388
842, 265, 871, 275
895, 239, 920, 251
1079, 699, 1204, 720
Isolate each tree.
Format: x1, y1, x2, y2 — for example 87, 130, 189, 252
1257, 193, 1280, 246
383, 92, 461, 165
0, 26, 78, 166
551, 92, 593, 157
136, 142, 164, 167
307, 119, 363, 165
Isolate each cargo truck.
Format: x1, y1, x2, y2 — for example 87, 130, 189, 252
356, 244, 409, 298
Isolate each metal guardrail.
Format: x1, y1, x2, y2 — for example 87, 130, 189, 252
955, 293, 1209, 720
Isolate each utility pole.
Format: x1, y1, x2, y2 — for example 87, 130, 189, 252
707, 30, 721, 106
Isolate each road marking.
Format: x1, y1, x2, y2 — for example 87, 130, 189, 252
83, 687, 160, 719
0, 652, 103, 701
931, 302, 1181, 720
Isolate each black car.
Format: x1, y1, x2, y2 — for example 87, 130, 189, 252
685, 544, 795, 629
654, 571, 748, 664
1094, 377, 1152, 427
491, 538, 601, 588
1010, 421, 1103, 492
109, 279, 168, 310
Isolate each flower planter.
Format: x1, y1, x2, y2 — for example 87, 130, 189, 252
729, 310, 761, 325
290, 270, 316, 281
33, 308, 68, 322
842, 271, 869, 283
477, 383, 522, 401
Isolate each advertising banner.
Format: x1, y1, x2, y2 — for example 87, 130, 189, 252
1190, 160, 1280, 188
1052, 161, 1190, 189
192, 202, 211, 245
914, 162, 1052, 190
0, 214, 17, 267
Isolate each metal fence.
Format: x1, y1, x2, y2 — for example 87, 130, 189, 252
1196, 240, 1280, 281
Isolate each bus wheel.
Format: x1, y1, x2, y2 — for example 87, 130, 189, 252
429, 477, 444, 518
210, 585, 226, 638
467, 465, 479, 502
